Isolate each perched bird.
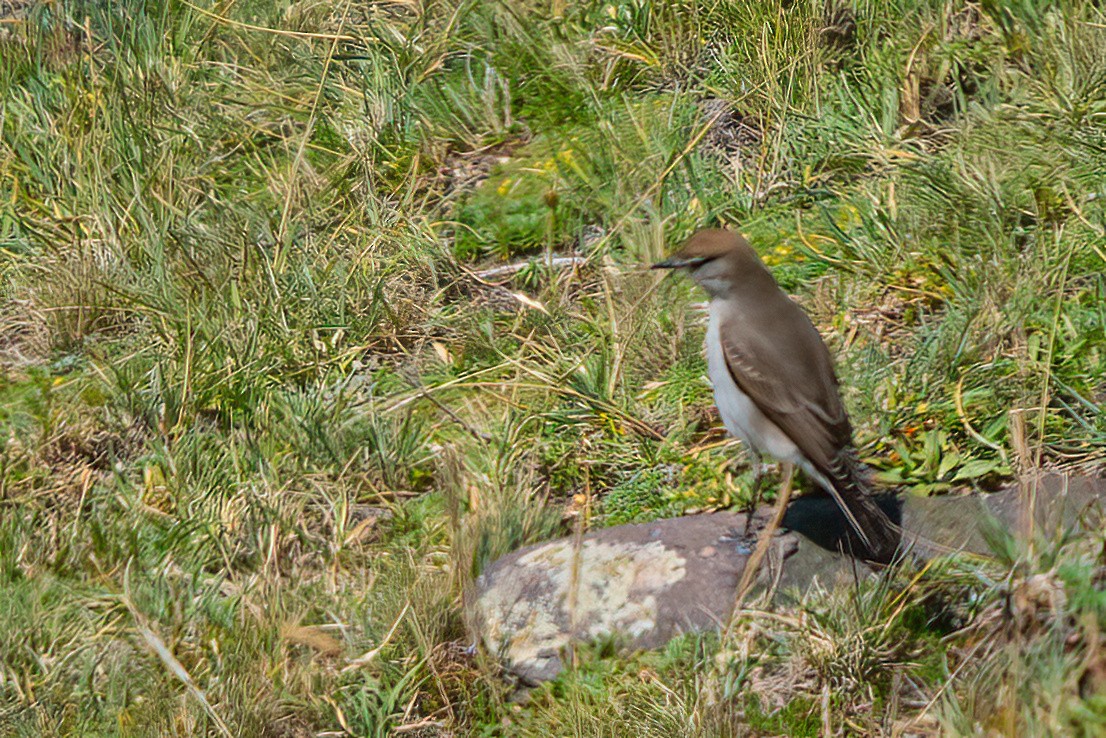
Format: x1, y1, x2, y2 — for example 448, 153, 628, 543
652, 228, 901, 564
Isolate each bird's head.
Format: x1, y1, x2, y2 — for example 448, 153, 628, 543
651, 228, 762, 297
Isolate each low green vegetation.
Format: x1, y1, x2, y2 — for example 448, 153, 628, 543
1, 0, 1104, 735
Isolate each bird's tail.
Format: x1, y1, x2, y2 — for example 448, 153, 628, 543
820, 452, 903, 565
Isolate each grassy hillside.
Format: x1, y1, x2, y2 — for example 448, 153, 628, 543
1, 0, 1105, 735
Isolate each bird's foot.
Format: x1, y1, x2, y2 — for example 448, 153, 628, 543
720, 527, 757, 556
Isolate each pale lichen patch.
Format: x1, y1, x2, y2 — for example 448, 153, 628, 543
475, 539, 688, 677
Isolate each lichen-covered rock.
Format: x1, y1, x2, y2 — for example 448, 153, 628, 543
470, 513, 797, 684
471, 473, 1105, 684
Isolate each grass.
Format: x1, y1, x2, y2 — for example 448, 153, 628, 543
1, 0, 1105, 735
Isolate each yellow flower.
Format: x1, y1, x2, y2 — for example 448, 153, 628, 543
834, 204, 862, 231
496, 178, 512, 196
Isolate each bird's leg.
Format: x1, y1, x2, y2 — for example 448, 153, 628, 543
742, 457, 765, 537
729, 462, 795, 627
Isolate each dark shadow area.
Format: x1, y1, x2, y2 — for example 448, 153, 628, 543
782, 491, 904, 562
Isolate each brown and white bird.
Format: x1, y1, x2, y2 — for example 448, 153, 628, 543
653, 228, 901, 564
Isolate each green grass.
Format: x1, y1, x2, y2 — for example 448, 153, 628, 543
1, 0, 1105, 734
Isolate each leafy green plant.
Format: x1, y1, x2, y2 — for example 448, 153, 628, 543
870, 428, 1011, 494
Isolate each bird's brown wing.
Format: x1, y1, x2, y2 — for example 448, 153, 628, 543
718, 305, 902, 561
716, 304, 852, 474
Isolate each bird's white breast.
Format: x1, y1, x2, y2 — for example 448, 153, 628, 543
705, 302, 804, 464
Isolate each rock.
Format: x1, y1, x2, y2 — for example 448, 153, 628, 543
470, 473, 1106, 684
470, 513, 798, 684
783, 472, 1106, 559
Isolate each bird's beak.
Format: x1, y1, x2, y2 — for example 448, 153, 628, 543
650, 256, 704, 270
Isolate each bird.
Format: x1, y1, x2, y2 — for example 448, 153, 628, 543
652, 228, 901, 564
